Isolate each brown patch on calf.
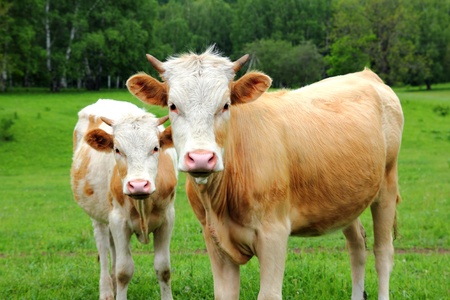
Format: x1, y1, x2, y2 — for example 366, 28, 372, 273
84, 181, 94, 196
157, 269, 171, 283
117, 271, 132, 285
110, 165, 126, 206
154, 151, 177, 200
71, 147, 91, 193
159, 126, 173, 149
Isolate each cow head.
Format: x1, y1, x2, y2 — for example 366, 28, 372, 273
127, 47, 272, 182
85, 114, 170, 199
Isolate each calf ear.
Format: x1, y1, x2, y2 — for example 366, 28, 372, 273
85, 129, 114, 152
230, 72, 272, 104
159, 126, 173, 149
126, 72, 168, 107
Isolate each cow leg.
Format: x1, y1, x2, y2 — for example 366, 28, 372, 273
343, 218, 368, 300
109, 211, 134, 300
370, 166, 399, 300
92, 219, 114, 300
153, 205, 174, 300
203, 228, 240, 300
109, 229, 117, 295
255, 226, 289, 300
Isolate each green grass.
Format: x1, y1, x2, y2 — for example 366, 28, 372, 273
0, 85, 449, 299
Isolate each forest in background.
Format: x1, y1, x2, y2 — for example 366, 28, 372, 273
1, 0, 449, 92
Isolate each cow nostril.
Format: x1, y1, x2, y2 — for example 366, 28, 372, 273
127, 180, 151, 194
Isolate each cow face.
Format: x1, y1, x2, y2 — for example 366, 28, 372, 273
85, 114, 169, 199
127, 48, 271, 181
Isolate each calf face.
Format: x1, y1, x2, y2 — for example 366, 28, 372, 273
127, 48, 271, 181
85, 114, 169, 198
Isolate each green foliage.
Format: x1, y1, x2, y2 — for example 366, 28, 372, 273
433, 105, 449, 117
244, 39, 324, 88
0, 115, 14, 141
2, 0, 450, 90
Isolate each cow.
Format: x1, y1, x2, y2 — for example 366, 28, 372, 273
126, 47, 404, 300
70, 99, 177, 300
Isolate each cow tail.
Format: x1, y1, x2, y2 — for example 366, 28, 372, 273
393, 193, 401, 241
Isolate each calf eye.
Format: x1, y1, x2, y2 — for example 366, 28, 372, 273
169, 103, 177, 111
152, 146, 159, 153
223, 103, 229, 111
115, 148, 120, 155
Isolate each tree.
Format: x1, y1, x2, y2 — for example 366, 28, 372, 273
244, 39, 324, 88
0, 0, 13, 91
186, 0, 233, 54
154, 0, 195, 57
392, 0, 450, 89
326, 0, 375, 76
232, 0, 332, 53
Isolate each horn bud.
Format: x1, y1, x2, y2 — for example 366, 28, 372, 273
232, 54, 250, 73
146, 54, 165, 74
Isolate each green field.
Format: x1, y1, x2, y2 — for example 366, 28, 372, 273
0, 85, 448, 299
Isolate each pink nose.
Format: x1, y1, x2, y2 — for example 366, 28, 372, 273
127, 180, 151, 195
185, 150, 217, 172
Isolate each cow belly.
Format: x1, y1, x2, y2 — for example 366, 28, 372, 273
289, 188, 378, 237
72, 181, 111, 223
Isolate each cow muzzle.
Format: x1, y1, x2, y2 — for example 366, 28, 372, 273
126, 179, 152, 200
184, 150, 218, 177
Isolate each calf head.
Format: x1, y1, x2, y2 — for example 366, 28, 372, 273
85, 114, 170, 199
127, 47, 272, 181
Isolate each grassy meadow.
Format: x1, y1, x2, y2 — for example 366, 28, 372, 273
0, 84, 449, 299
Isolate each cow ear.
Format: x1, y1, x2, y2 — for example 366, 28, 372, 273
159, 126, 173, 149
85, 129, 114, 152
126, 73, 168, 107
230, 72, 272, 104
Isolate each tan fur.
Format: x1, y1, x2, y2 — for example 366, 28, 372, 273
188, 69, 403, 298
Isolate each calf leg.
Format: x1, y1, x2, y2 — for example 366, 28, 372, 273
343, 218, 368, 300
109, 212, 134, 300
370, 165, 399, 300
92, 220, 114, 300
153, 205, 174, 300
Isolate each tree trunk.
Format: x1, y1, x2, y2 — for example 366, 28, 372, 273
60, 4, 78, 88
45, 0, 60, 92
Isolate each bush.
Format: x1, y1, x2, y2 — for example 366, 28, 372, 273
0, 116, 15, 141
433, 105, 449, 117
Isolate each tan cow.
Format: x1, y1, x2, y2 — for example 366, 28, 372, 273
127, 48, 403, 300
71, 99, 177, 300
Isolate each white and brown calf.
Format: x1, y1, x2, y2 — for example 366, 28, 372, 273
127, 48, 404, 300
71, 99, 177, 300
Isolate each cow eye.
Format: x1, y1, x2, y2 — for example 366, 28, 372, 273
153, 146, 159, 153
115, 148, 120, 155
169, 103, 177, 112
223, 103, 230, 111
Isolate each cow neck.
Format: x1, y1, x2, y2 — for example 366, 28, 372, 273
192, 172, 226, 215
189, 173, 252, 264
133, 198, 151, 244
